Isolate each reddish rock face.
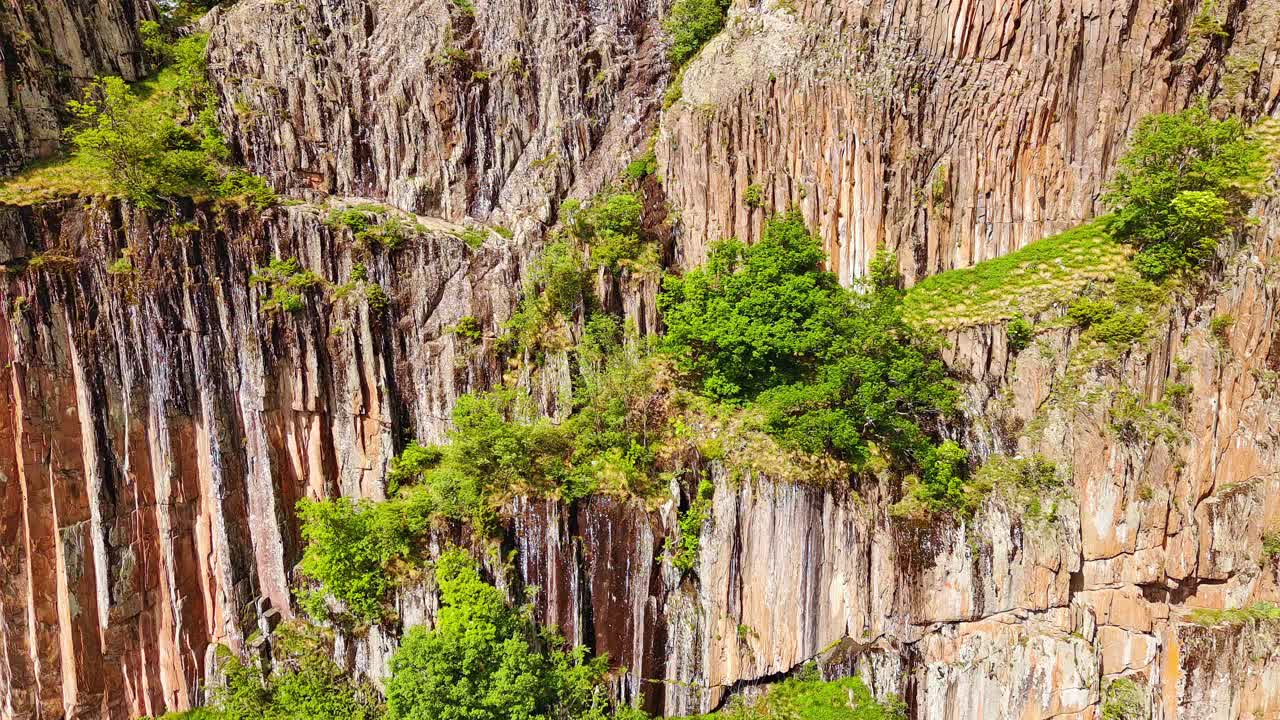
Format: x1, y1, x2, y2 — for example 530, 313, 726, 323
7, 0, 1280, 719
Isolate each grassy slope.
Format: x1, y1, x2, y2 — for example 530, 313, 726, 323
902, 220, 1129, 331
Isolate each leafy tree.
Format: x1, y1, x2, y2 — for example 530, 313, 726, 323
67, 76, 212, 207
296, 493, 434, 623
1104, 105, 1269, 279
661, 212, 957, 473
665, 0, 731, 66
659, 210, 848, 400
386, 551, 611, 720
64, 31, 275, 209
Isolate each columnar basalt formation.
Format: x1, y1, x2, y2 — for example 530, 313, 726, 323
207, 0, 668, 226
4, 0, 1280, 719
658, 0, 1280, 284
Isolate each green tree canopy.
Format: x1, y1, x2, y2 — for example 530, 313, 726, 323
1104, 105, 1270, 279
386, 551, 611, 720
659, 211, 958, 471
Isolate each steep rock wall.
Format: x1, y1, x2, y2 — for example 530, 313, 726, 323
5, 0, 1280, 719
2, 192, 1279, 720
0, 0, 153, 177
658, 0, 1280, 284
207, 0, 667, 227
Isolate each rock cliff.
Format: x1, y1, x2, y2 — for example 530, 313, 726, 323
4, 1, 1280, 719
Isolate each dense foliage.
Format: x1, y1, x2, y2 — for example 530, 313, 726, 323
64, 30, 274, 209
296, 493, 434, 623
299, 336, 671, 620
561, 191, 650, 272
1104, 105, 1269, 279
659, 212, 958, 484
386, 551, 612, 720
207, 623, 382, 720
665, 0, 731, 66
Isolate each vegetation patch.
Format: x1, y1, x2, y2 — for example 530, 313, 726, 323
250, 256, 324, 313
661, 211, 962, 506
902, 221, 1128, 331
560, 190, 656, 273
1103, 104, 1268, 280
1187, 602, 1280, 627
0, 30, 277, 210
207, 554, 621, 720
0, 156, 114, 207
692, 665, 906, 720
1100, 678, 1144, 720
206, 622, 382, 720
327, 204, 422, 250
386, 551, 614, 720
668, 478, 714, 572
665, 0, 731, 67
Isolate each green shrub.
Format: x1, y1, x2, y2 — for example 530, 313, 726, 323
669, 479, 714, 572
386, 442, 444, 496
909, 441, 969, 512
696, 671, 906, 720
1067, 273, 1166, 349
327, 204, 417, 249
1104, 106, 1269, 279
451, 315, 483, 342
296, 495, 434, 623
456, 228, 488, 249
665, 0, 731, 66
208, 623, 381, 720
1210, 313, 1235, 344
58, 32, 276, 209
663, 212, 957, 474
386, 551, 611, 720
1006, 315, 1034, 352
563, 333, 668, 498
624, 150, 658, 183
251, 256, 324, 314
505, 239, 593, 353
744, 183, 764, 209
1263, 533, 1280, 561
1100, 678, 1144, 720
387, 391, 575, 523
561, 191, 648, 272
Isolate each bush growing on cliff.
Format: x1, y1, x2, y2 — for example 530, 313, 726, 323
660, 211, 958, 479
296, 494, 434, 623
560, 191, 652, 272
1104, 105, 1270, 280
386, 550, 612, 720
209, 622, 382, 720
53, 30, 278, 209
665, 0, 731, 67
696, 665, 907, 720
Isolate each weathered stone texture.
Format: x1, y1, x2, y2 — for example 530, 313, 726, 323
5, 0, 1280, 719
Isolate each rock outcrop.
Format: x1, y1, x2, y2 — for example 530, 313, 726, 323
5, 0, 1280, 719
